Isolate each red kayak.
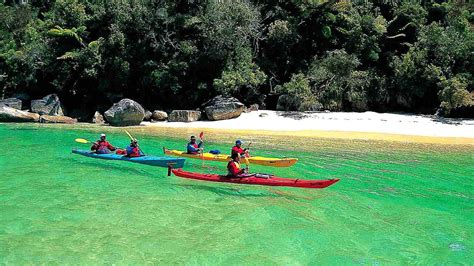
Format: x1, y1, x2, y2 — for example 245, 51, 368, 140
171, 169, 340, 189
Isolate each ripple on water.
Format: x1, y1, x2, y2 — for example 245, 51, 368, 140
0, 123, 473, 264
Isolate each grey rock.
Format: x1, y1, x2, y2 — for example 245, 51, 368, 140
92, 111, 105, 124
151, 110, 168, 121
203, 95, 244, 121
39, 115, 77, 124
259, 112, 269, 117
31, 94, 64, 116
144, 110, 153, 121
104, 98, 145, 126
168, 110, 201, 122
0, 98, 22, 110
0, 106, 40, 122
244, 104, 259, 113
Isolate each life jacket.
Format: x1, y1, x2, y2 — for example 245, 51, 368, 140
231, 146, 244, 156
227, 161, 241, 176
187, 142, 200, 154
126, 146, 140, 157
94, 140, 114, 153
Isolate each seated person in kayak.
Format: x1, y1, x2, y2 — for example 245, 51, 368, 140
187, 135, 203, 154
91, 133, 116, 154
231, 140, 249, 157
126, 140, 144, 157
227, 152, 248, 177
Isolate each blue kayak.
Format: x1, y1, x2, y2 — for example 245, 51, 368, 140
72, 149, 185, 168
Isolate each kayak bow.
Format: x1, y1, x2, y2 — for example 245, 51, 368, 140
164, 148, 298, 167
171, 168, 339, 189
72, 149, 185, 168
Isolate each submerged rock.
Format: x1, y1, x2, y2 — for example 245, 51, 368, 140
104, 98, 145, 126
168, 110, 201, 122
31, 94, 64, 116
39, 115, 77, 124
203, 95, 244, 121
151, 110, 168, 121
0, 98, 22, 110
0, 106, 40, 122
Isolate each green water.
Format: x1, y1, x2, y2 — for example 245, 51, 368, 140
0, 123, 472, 264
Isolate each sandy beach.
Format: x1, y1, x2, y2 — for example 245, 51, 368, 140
142, 111, 474, 145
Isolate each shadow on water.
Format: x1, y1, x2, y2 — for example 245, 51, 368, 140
6, 127, 40, 131
175, 183, 317, 201
65, 157, 167, 178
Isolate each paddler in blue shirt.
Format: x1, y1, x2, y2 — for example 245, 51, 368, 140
187, 135, 203, 154
126, 139, 144, 157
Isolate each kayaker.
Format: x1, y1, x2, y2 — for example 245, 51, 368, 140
187, 135, 203, 154
91, 133, 116, 154
126, 139, 144, 157
227, 152, 248, 177
231, 140, 248, 157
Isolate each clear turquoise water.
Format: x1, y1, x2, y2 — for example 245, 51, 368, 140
0, 123, 472, 264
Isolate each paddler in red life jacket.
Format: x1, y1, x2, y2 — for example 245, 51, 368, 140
231, 140, 248, 157
91, 133, 116, 154
227, 152, 248, 177
126, 139, 144, 157
187, 135, 203, 154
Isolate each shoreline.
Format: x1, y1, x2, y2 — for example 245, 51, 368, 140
142, 111, 474, 145
3, 111, 473, 145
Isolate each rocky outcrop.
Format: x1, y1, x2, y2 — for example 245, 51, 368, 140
104, 98, 145, 126
31, 94, 64, 116
39, 115, 77, 124
92, 111, 105, 124
0, 98, 22, 110
151, 110, 168, 121
203, 95, 244, 121
0, 106, 40, 122
168, 110, 201, 122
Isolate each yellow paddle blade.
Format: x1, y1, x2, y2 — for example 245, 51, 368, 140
75, 138, 90, 144
124, 130, 136, 141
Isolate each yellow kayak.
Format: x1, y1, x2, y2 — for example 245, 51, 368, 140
163, 148, 298, 167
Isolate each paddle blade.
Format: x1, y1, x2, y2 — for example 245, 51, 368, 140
199, 131, 204, 140
75, 138, 90, 144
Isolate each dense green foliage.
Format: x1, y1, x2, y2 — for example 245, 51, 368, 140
1, 0, 473, 116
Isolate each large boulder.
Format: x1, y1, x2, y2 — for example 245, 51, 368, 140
203, 95, 244, 121
31, 94, 64, 116
104, 98, 145, 126
151, 110, 168, 121
0, 106, 40, 122
168, 110, 201, 122
92, 111, 105, 124
39, 115, 77, 124
0, 98, 22, 110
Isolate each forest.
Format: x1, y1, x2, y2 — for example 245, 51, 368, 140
1, 0, 473, 118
